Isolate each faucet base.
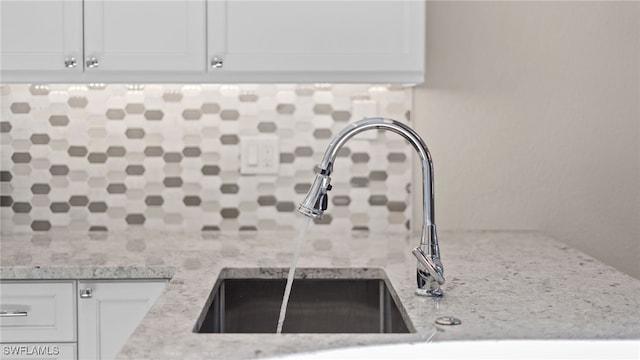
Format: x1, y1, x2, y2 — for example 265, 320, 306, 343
414, 287, 443, 297
415, 270, 443, 297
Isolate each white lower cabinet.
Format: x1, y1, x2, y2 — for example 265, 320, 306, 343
0, 280, 167, 360
0, 281, 76, 343
77, 280, 167, 360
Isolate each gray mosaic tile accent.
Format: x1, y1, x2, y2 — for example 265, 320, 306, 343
201, 165, 220, 176
201, 103, 221, 114
220, 109, 240, 121
313, 129, 332, 139
49, 115, 69, 126
126, 214, 145, 225
68, 146, 88, 157
107, 183, 127, 194
333, 196, 351, 206
332, 110, 351, 122
69, 195, 89, 206
12, 202, 31, 213
10, 103, 30, 114
107, 146, 126, 157
1, 84, 412, 232
106, 109, 126, 120
369, 170, 388, 181
31, 220, 51, 231
50, 202, 70, 213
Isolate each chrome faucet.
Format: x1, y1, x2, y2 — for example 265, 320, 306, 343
297, 117, 445, 297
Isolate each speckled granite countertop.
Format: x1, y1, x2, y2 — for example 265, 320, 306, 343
1, 230, 639, 359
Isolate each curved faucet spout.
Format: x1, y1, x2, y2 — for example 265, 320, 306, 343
297, 117, 445, 297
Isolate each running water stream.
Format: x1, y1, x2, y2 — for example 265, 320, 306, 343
276, 216, 312, 334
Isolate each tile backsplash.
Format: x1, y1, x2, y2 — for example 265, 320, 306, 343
0, 84, 412, 233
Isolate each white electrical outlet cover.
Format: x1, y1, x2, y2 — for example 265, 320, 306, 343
240, 136, 279, 175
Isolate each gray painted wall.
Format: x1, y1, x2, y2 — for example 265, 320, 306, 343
413, 1, 640, 279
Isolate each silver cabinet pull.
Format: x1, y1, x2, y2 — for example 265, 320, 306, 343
0, 310, 28, 317
211, 56, 224, 68
79, 288, 93, 299
86, 57, 99, 68
64, 57, 77, 68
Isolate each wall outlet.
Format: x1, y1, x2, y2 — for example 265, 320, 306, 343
240, 136, 279, 175
351, 99, 379, 140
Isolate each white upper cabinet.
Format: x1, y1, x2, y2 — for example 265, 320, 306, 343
0, 0, 82, 72
84, 0, 206, 73
208, 0, 425, 83
0, 0, 424, 83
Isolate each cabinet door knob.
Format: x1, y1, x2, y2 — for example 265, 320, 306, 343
86, 57, 99, 68
211, 56, 224, 68
64, 57, 77, 68
80, 288, 93, 298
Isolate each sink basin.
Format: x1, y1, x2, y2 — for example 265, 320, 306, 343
194, 268, 413, 334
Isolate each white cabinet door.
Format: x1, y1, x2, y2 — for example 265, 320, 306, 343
207, 0, 424, 82
0, 0, 82, 72
84, 0, 206, 72
77, 280, 166, 360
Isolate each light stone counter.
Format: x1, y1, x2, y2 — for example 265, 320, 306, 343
1, 230, 639, 359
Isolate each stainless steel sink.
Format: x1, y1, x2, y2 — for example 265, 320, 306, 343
194, 268, 413, 334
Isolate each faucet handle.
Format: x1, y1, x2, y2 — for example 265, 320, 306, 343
318, 193, 328, 211
317, 184, 332, 210
412, 247, 445, 285
413, 247, 445, 297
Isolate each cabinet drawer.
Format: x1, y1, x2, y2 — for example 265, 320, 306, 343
0, 281, 75, 343
1, 343, 76, 360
